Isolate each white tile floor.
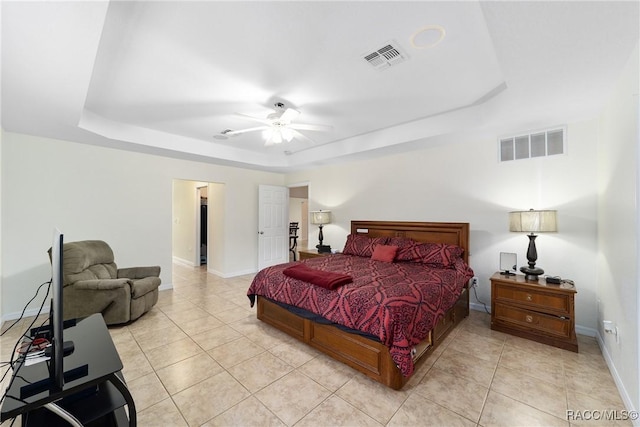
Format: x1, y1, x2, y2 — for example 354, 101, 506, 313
0, 263, 630, 426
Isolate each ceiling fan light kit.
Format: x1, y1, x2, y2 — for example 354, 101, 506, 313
263, 127, 294, 145
223, 102, 332, 146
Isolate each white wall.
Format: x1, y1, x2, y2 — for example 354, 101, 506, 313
289, 197, 306, 229
287, 120, 600, 331
596, 43, 639, 412
208, 182, 226, 276
0, 130, 3, 324
172, 179, 200, 265
0, 132, 284, 319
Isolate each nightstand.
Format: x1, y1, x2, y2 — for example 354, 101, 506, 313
490, 272, 578, 352
298, 248, 332, 260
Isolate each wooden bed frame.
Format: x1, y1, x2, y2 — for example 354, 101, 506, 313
256, 220, 470, 390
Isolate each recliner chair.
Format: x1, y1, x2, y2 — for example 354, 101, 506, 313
60, 240, 161, 325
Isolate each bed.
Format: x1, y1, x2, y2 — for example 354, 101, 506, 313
247, 220, 473, 390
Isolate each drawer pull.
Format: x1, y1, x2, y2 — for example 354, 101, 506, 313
526, 294, 532, 301
525, 315, 533, 323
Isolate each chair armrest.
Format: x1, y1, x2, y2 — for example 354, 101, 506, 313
72, 278, 131, 291
117, 266, 161, 280
130, 277, 161, 298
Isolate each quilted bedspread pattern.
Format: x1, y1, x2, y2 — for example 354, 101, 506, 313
247, 254, 474, 376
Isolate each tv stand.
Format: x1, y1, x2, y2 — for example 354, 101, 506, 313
1, 314, 135, 426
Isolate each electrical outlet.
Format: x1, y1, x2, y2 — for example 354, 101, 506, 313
471, 277, 478, 288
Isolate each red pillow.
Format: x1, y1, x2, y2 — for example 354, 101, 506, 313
342, 234, 388, 257
371, 245, 398, 262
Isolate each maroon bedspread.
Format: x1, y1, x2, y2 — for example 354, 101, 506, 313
247, 254, 474, 376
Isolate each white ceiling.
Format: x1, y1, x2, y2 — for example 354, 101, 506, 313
2, 1, 639, 172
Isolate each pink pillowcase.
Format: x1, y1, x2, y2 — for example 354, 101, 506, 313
342, 234, 388, 257
371, 245, 398, 262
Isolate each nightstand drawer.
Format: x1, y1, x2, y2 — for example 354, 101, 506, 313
493, 283, 570, 315
493, 303, 572, 339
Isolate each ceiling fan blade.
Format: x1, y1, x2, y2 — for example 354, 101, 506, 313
235, 113, 272, 125
291, 129, 316, 144
264, 136, 281, 147
279, 108, 300, 124
289, 123, 333, 132
225, 126, 269, 136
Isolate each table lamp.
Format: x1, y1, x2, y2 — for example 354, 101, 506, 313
310, 210, 332, 253
509, 209, 557, 280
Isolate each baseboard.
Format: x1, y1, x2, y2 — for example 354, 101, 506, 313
575, 324, 597, 337
595, 332, 639, 425
207, 267, 257, 279
158, 283, 173, 291
172, 256, 196, 267
2, 306, 49, 324
470, 302, 490, 313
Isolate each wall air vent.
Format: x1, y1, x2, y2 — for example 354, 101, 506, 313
499, 126, 566, 162
363, 42, 408, 70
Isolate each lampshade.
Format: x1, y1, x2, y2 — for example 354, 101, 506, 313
509, 209, 557, 233
310, 210, 331, 225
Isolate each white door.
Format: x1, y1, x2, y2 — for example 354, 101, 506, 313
258, 185, 289, 270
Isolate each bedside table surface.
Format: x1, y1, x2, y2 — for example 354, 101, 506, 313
298, 248, 332, 259
490, 273, 576, 292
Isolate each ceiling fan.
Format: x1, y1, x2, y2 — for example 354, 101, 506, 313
222, 102, 332, 146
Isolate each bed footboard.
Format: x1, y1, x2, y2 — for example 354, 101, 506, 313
256, 286, 468, 390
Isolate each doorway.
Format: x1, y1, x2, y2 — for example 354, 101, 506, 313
197, 186, 208, 265
172, 179, 225, 273
289, 184, 309, 258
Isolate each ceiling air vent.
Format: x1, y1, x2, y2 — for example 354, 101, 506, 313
363, 42, 408, 70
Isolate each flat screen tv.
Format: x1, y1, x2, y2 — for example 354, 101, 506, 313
49, 228, 66, 389
47, 229, 74, 390
20, 230, 77, 398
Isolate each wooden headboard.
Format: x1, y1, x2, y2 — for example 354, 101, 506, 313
350, 220, 470, 263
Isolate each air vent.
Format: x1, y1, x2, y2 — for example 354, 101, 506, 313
499, 127, 566, 162
363, 42, 408, 70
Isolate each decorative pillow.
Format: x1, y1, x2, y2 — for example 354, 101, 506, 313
387, 237, 417, 261
387, 237, 418, 261
371, 245, 398, 263
408, 242, 464, 267
342, 234, 388, 257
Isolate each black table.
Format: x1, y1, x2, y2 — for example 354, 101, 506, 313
1, 314, 135, 426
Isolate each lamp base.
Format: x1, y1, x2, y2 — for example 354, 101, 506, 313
500, 270, 516, 276
520, 266, 544, 281
316, 244, 332, 254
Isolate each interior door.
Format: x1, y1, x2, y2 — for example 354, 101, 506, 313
258, 185, 289, 270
